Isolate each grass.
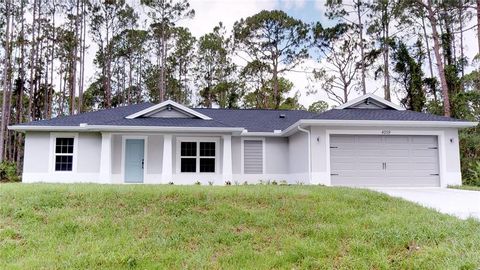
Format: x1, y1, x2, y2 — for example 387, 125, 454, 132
1, 184, 480, 269
449, 185, 480, 191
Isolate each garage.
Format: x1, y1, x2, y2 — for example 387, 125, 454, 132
330, 135, 440, 187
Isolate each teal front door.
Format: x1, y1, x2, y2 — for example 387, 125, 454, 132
125, 139, 144, 183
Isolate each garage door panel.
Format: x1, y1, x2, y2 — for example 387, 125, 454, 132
332, 177, 392, 187
330, 135, 355, 144
383, 149, 409, 157
330, 135, 440, 187
356, 136, 383, 143
331, 149, 385, 159
387, 162, 437, 171
332, 176, 439, 187
330, 149, 357, 156
333, 162, 384, 171
384, 170, 437, 176
384, 136, 409, 143
412, 149, 438, 157
411, 136, 437, 144
386, 177, 439, 187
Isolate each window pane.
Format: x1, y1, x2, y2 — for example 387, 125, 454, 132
181, 142, 197, 156
55, 155, 73, 171
181, 158, 196, 172
200, 142, 215, 157
200, 158, 215, 173
55, 138, 74, 154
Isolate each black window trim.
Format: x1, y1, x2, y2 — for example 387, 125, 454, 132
178, 139, 218, 174
52, 134, 77, 173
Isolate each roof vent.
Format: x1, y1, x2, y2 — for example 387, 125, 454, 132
279, 114, 286, 119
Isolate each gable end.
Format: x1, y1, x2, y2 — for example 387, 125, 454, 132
144, 107, 195, 118
335, 93, 405, 111
125, 100, 212, 120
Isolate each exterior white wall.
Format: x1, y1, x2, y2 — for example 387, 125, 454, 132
231, 137, 292, 184
22, 132, 102, 183
287, 131, 310, 184
265, 137, 289, 174
23, 132, 50, 174
20, 126, 465, 186
443, 128, 462, 186
77, 133, 101, 173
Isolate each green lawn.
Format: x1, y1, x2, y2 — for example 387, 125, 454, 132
1, 184, 479, 269
449, 185, 480, 191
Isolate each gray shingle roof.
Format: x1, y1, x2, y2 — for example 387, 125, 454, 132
312, 108, 466, 122
14, 103, 470, 132
16, 103, 315, 132
195, 108, 315, 132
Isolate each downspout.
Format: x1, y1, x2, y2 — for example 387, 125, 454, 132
297, 126, 311, 184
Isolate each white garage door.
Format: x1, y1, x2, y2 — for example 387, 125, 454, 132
330, 135, 440, 187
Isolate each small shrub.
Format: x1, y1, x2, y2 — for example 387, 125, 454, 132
225, 181, 231, 186
243, 181, 248, 185
465, 161, 480, 186
234, 181, 239, 185
0, 162, 19, 182
168, 181, 174, 185
194, 181, 201, 185
271, 180, 278, 185
208, 181, 214, 186
279, 180, 288, 186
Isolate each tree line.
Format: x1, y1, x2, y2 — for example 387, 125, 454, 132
0, 0, 480, 183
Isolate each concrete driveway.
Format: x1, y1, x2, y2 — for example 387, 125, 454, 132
373, 188, 480, 220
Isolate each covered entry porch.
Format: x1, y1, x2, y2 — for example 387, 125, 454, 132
99, 132, 234, 185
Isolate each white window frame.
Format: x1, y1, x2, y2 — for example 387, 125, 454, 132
241, 137, 266, 174
176, 137, 219, 174
49, 132, 79, 173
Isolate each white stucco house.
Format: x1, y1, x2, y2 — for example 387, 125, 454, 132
9, 94, 478, 187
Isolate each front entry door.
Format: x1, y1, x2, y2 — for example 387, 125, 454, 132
125, 139, 144, 183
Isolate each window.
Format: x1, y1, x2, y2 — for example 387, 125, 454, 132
180, 141, 216, 173
54, 138, 74, 171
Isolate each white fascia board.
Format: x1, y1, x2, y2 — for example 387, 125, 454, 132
125, 100, 212, 120
8, 124, 245, 134
282, 119, 478, 135
336, 93, 405, 111
8, 125, 86, 132
240, 132, 282, 137
86, 125, 242, 133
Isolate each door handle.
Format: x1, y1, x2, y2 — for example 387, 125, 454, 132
141, 159, 144, 169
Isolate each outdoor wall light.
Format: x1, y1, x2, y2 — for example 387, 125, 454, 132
317, 137, 320, 142
450, 138, 454, 143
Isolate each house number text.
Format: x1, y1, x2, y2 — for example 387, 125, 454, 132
381, 130, 391, 135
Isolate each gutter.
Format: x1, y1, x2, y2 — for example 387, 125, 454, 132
9, 120, 478, 136
281, 119, 479, 136
8, 124, 245, 134
297, 125, 312, 184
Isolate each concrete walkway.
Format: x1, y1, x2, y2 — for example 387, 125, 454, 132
373, 188, 480, 220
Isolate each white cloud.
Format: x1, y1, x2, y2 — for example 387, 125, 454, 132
178, 0, 277, 38
282, 0, 306, 10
